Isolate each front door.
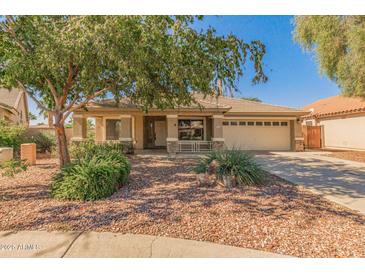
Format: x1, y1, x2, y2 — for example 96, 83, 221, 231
144, 116, 167, 149
154, 120, 167, 147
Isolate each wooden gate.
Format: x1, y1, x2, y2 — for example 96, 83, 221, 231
302, 125, 321, 149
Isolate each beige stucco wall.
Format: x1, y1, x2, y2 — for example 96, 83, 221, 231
95, 117, 104, 142
16, 93, 28, 125
0, 147, 13, 164
72, 116, 87, 140
134, 115, 144, 149
74, 107, 304, 151
166, 115, 178, 139
318, 114, 365, 150
0, 108, 17, 124
0, 92, 28, 126
0, 108, 7, 120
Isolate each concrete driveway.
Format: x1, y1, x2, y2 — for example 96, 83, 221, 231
255, 152, 365, 215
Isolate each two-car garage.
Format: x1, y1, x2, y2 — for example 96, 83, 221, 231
222, 119, 292, 150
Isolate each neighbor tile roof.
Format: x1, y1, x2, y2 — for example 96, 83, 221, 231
0, 87, 23, 110
303, 95, 365, 118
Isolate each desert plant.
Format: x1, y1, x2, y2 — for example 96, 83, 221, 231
27, 132, 56, 153
193, 149, 265, 186
0, 159, 28, 177
0, 119, 27, 155
69, 141, 125, 161
51, 143, 131, 201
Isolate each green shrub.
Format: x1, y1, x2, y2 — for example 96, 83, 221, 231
0, 119, 27, 155
51, 143, 131, 201
27, 132, 56, 153
69, 140, 125, 160
193, 149, 265, 186
0, 159, 28, 177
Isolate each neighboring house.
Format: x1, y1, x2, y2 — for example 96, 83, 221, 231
72, 93, 308, 155
0, 87, 29, 126
303, 95, 365, 150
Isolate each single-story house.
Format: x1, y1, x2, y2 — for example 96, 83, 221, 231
302, 95, 365, 150
72, 93, 308, 155
0, 87, 29, 126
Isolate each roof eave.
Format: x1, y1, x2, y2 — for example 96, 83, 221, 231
226, 111, 310, 117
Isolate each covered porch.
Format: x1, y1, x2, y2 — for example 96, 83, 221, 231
71, 112, 226, 155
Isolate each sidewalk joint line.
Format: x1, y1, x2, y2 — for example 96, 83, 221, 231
61, 231, 84, 258
149, 236, 158, 258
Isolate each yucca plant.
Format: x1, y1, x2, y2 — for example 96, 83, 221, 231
193, 149, 265, 186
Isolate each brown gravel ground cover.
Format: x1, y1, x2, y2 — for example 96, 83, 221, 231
325, 150, 365, 163
0, 157, 364, 258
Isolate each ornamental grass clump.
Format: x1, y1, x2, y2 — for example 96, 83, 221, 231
193, 149, 265, 186
51, 143, 131, 201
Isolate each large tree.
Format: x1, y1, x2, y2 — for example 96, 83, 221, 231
294, 16, 365, 97
0, 16, 267, 166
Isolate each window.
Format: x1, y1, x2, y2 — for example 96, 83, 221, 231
272, 121, 280, 126
247, 121, 254, 126
178, 119, 204, 140
223, 121, 229, 126
230, 121, 238, 126
256, 121, 263, 126
106, 119, 121, 140
281, 121, 288, 126
264, 121, 271, 126
239, 121, 246, 126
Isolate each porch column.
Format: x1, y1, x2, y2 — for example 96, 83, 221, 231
166, 115, 178, 156
71, 114, 87, 142
119, 114, 134, 154
291, 119, 304, 151
211, 115, 225, 150
95, 117, 104, 143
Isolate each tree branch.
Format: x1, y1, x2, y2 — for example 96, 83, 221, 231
63, 92, 81, 113
45, 78, 60, 107
62, 87, 109, 122
60, 62, 78, 107
17, 81, 51, 113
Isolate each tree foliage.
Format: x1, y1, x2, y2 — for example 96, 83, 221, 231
0, 16, 267, 166
28, 112, 37, 120
294, 16, 365, 97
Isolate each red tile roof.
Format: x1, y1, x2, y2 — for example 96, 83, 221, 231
303, 95, 365, 118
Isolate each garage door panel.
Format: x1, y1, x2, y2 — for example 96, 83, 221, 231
223, 122, 291, 150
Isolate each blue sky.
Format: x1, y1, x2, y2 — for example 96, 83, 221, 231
193, 15, 340, 107
29, 15, 340, 124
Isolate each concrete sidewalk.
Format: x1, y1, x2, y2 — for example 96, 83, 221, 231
0, 231, 291, 258
255, 152, 365, 214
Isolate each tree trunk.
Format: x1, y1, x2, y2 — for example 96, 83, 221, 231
54, 113, 70, 167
